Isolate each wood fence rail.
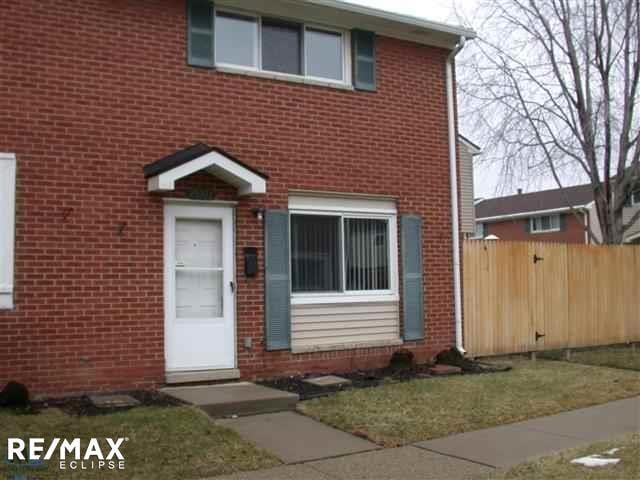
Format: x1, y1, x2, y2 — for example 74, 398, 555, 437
463, 241, 640, 356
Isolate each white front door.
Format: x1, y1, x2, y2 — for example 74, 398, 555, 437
164, 203, 235, 372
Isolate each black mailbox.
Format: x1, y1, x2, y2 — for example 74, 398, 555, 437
244, 248, 258, 277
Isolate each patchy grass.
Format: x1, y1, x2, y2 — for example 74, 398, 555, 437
542, 345, 640, 371
491, 434, 640, 480
0, 406, 280, 479
298, 359, 640, 447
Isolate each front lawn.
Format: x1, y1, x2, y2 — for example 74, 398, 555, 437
492, 434, 640, 480
542, 345, 640, 371
298, 359, 640, 447
1, 406, 280, 479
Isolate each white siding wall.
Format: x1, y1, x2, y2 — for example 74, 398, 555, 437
459, 140, 476, 235
587, 202, 640, 244
291, 301, 401, 352
623, 204, 640, 242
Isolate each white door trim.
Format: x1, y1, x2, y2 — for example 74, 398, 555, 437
163, 202, 236, 375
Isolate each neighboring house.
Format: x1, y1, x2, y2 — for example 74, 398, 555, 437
0, 0, 475, 395
475, 184, 640, 244
459, 135, 482, 239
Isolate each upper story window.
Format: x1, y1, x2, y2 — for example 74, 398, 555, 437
214, 9, 349, 84
530, 214, 561, 233
186, 0, 377, 90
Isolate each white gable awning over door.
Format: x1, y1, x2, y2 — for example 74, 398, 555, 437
144, 144, 267, 196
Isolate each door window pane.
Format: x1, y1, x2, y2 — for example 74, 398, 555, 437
291, 215, 341, 292
262, 18, 302, 75
345, 218, 389, 291
215, 12, 258, 67
175, 219, 223, 319
305, 28, 343, 80
176, 270, 223, 319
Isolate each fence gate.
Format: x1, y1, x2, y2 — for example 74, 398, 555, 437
528, 243, 569, 351
464, 241, 640, 357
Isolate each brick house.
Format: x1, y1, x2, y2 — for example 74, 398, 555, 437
475, 184, 640, 244
0, 0, 475, 396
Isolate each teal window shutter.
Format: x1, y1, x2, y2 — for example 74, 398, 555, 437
265, 210, 291, 350
352, 30, 376, 91
187, 0, 215, 68
401, 215, 424, 341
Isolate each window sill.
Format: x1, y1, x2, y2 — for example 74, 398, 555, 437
292, 337, 403, 354
291, 293, 399, 306
215, 65, 355, 91
531, 229, 561, 234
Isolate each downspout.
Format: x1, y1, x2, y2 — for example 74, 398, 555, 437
446, 37, 466, 354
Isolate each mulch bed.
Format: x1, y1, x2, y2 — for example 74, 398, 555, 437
29, 390, 186, 416
259, 361, 510, 401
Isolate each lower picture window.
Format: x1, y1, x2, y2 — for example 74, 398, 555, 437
290, 214, 391, 294
291, 215, 341, 293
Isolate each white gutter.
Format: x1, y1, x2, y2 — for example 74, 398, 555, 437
446, 37, 466, 354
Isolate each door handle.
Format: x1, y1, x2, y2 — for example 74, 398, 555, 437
230, 281, 235, 293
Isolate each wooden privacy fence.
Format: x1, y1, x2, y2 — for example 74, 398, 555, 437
463, 241, 640, 357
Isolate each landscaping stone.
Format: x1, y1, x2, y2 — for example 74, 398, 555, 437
88, 394, 141, 409
429, 364, 463, 376
303, 375, 352, 387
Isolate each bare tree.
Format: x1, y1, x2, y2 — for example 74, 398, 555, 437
460, 0, 640, 244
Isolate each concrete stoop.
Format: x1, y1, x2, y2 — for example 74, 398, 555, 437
161, 382, 299, 418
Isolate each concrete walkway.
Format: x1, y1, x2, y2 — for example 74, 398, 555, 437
214, 396, 639, 479
417, 396, 639, 468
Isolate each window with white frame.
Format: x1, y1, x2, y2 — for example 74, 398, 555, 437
530, 214, 561, 233
630, 190, 640, 206
288, 196, 397, 297
0, 153, 16, 309
214, 9, 350, 83
473, 222, 485, 239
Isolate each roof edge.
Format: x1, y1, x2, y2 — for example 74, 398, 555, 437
300, 0, 477, 40
477, 205, 591, 223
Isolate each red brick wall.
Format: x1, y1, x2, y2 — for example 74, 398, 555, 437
486, 214, 587, 244
0, 0, 457, 396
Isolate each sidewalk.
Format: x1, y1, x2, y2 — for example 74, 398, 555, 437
214, 396, 639, 480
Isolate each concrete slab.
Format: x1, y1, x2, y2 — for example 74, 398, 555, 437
211, 464, 333, 480
303, 375, 352, 387
88, 394, 140, 408
416, 424, 582, 468
520, 397, 640, 441
161, 382, 298, 417
218, 411, 379, 464
308, 446, 494, 480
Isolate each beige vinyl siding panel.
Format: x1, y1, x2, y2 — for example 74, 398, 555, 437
291, 301, 401, 352
623, 204, 640, 242
459, 141, 475, 234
